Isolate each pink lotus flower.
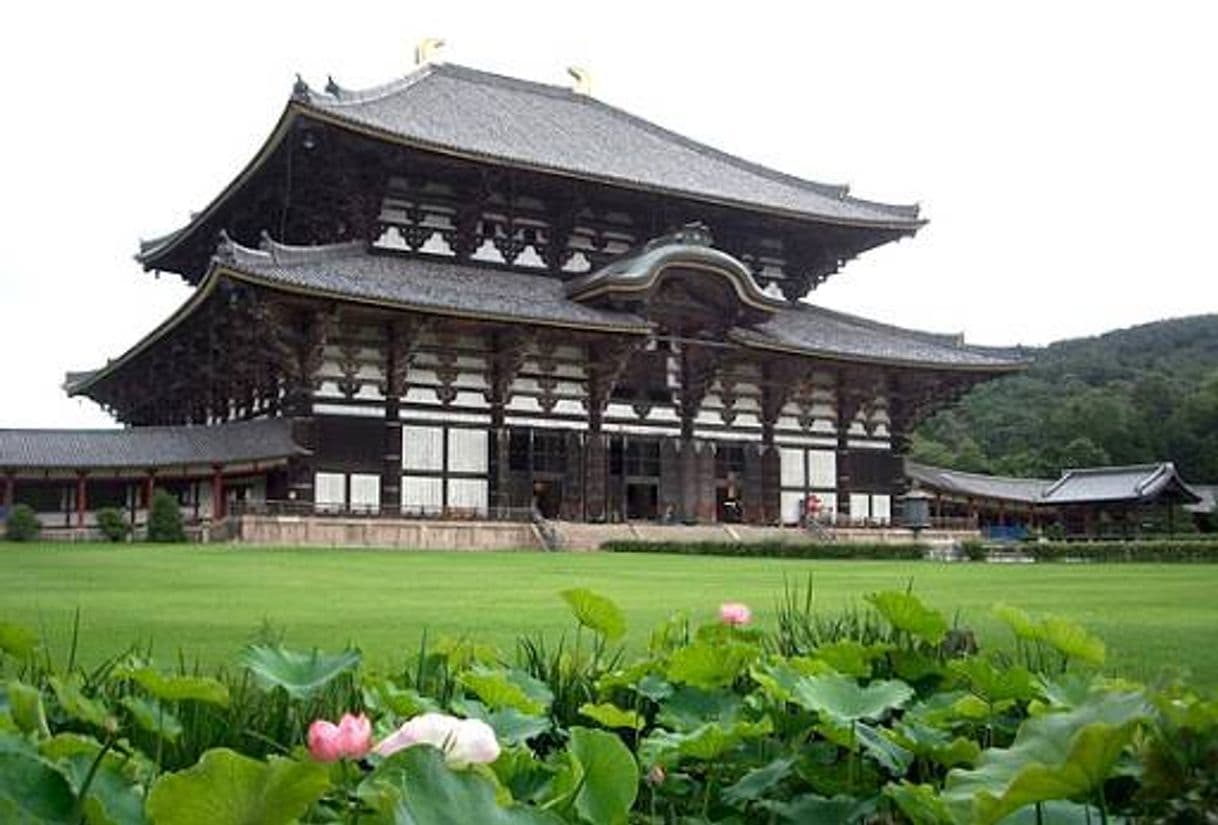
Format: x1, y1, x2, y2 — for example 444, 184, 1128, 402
374, 712, 500, 767
719, 602, 752, 626
646, 765, 666, 785
307, 713, 372, 762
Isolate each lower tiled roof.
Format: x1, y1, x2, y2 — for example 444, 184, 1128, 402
0, 419, 303, 471
737, 305, 1025, 370
221, 239, 650, 333
908, 460, 1203, 506
906, 461, 1051, 504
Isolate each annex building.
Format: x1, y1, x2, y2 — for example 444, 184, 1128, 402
1, 61, 1026, 537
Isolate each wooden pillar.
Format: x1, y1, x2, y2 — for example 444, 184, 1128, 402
742, 444, 764, 524
1, 473, 12, 515
211, 466, 225, 521
696, 441, 716, 522
584, 432, 608, 522
835, 426, 852, 523
76, 473, 87, 528
561, 431, 584, 521
659, 439, 681, 522
757, 447, 778, 524
490, 428, 512, 516
143, 473, 155, 510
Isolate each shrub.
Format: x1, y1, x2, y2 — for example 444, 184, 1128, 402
602, 539, 925, 560
960, 538, 987, 561
95, 507, 130, 543
147, 490, 186, 542
1025, 539, 1218, 563
4, 503, 41, 541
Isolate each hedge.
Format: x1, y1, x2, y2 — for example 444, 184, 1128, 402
601, 539, 927, 560
1018, 539, 1218, 563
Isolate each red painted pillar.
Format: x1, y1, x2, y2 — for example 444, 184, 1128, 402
76, 474, 87, 527
212, 466, 225, 520
143, 473, 155, 509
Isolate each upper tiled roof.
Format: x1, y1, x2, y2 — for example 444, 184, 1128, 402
736, 304, 1027, 370
906, 461, 1050, 504
0, 419, 304, 470
1041, 463, 1202, 505
303, 64, 922, 229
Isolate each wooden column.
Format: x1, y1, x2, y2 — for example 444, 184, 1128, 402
741, 444, 764, 524
1, 473, 12, 515
211, 466, 225, 520
76, 474, 87, 528
561, 431, 584, 521
381, 319, 423, 515
696, 441, 716, 522
143, 473, 155, 510
678, 439, 699, 523
491, 428, 512, 515
584, 433, 609, 522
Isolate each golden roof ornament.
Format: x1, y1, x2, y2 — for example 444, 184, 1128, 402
415, 38, 446, 67
567, 66, 593, 96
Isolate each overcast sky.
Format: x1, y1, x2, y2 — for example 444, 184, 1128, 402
1, 1, 1214, 428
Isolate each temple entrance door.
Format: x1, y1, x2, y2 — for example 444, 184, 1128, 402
625, 482, 658, 520
532, 480, 563, 519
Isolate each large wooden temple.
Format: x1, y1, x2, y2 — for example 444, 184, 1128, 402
3, 60, 1025, 534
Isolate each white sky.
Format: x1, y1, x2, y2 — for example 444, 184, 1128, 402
1, 1, 1214, 428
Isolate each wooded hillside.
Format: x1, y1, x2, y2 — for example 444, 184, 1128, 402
912, 315, 1218, 482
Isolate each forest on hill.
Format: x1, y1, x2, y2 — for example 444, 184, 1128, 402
911, 314, 1218, 483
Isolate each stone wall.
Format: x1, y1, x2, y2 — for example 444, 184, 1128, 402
233, 515, 542, 550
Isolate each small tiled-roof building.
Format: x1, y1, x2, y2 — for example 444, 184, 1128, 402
907, 460, 1204, 537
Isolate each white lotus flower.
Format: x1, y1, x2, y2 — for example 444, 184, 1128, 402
374, 712, 500, 767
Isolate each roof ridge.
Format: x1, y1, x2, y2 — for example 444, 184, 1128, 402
306, 63, 438, 106
1059, 462, 1169, 476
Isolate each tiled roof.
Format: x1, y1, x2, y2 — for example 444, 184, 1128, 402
1186, 485, 1216, 515
304, 64, 921, 228
1041, 463, 1202, 505
908, 460, 1204, 506
736, 304, 1027, 370
220, 237, 651, 333
75, 238, 1025, 399
0, 419, 303, 471
906, 461, 1051, 504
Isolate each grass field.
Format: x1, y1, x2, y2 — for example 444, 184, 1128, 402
2, 543, 1216, 684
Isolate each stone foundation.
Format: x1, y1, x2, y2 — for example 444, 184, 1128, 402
233, 515, 542, 550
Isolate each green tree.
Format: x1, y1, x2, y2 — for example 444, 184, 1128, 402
148, 490, 186, 543
4, 503, 41, 542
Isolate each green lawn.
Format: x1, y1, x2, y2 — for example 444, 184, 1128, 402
2, 544, 1215, 684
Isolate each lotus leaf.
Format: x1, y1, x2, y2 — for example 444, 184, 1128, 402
791, 673, 914, 725
865, 591, 948, 645
578, 702, 644, 730
943, 691, 1152, 824
238, 644, 359, 700
146, 748, 330, 825
560, 588, 626, 642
